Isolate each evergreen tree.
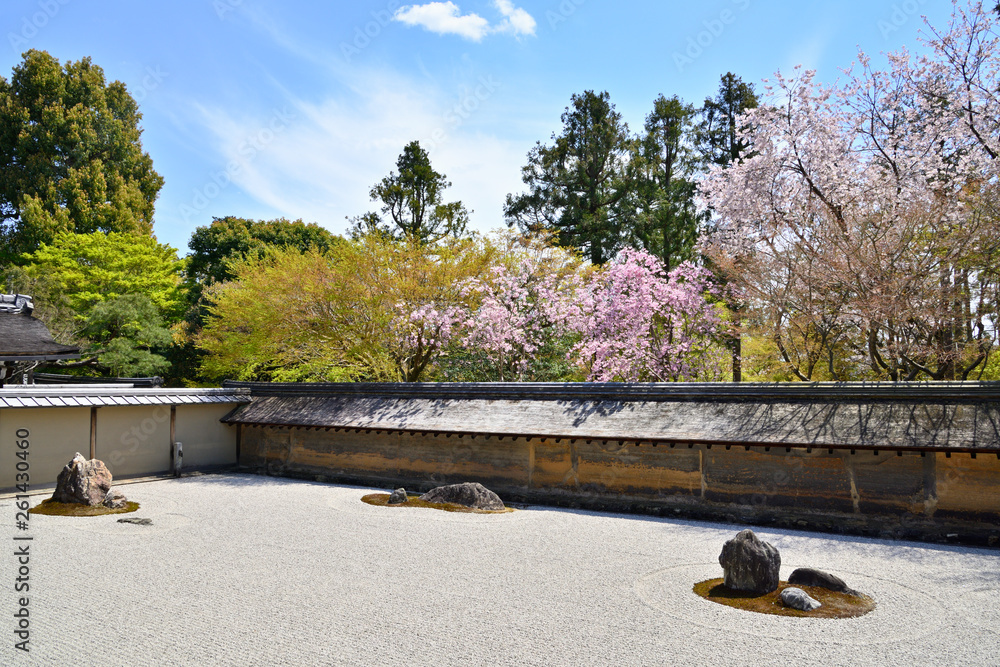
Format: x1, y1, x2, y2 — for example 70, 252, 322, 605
0, 50, 163, 265
696, 73, 759, 381
351, 141, 469, 244
504, 90, 636, 265
632, 94, 703, 272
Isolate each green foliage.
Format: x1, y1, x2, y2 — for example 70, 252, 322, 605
504, 90, 636, 265
350, 141, 469, 244
187, 216, 341, 286
631, 94, 704, 272
0, 50, 163, 265
695, 72, 759, 169
23, 231, 185, 319
436, 333, 584, 382
81, 294, 172, 377
197, 234, 494, 382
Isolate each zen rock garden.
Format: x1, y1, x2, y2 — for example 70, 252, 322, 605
696, 528, 875, 619
30, 453, 141, 517
364, 481, 511, 513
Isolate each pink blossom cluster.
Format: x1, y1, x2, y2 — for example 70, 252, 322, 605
389, 301, 465, 381
700, 0, 1000, 380
461, 254, 580, 380
564, 248, 721, 382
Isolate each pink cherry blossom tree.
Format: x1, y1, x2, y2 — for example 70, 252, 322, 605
702, 1, 1000, 381
458, 233, 584, 381
389, 301, 466, 382
565, 248, 723, 382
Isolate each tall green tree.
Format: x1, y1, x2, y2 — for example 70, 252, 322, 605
0, 50, 163, 265
176, 216, 340, 384
187, 216, 341, 287
23, 231, 184, 318
350, 141, 469, 244
504, 90, 636, 265
696, 72, 759, 169
696, 73, 759, 381
631, 94, 703, 272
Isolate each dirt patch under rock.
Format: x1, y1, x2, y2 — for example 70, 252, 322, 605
362, 493, 515, 514
693, 578, 876, 619
30, 498, 140, 517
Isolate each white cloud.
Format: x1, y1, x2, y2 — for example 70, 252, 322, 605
494, 0, 536, 37
394, 2, 491, 41
394, 1, 536, 41
191, 66, 527, 237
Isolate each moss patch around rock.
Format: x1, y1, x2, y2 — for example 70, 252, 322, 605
29, 498, 140, 517
362, 493, 515, 514
693, 578, 876, 619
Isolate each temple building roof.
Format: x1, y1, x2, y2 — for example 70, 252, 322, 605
0, 294, 80, 361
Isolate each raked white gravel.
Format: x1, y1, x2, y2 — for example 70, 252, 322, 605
2, 473, 998, 666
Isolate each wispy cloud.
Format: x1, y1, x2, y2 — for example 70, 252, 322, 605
394, 1, 536, 41
175, 8, 533, 235
189, 66, 525, 234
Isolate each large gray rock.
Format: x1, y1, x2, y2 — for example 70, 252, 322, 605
718, 529, 781, 594
52, 453, 114, 506
780, 587, 822, 611
419, 482, 505, 511
788, 568, 859, 596
388, 488, 408, 505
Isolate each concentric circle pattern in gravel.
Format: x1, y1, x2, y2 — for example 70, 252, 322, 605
2, 474, 997, 666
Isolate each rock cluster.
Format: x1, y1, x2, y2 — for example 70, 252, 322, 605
388, 488, 408, 505
52, 453, 129, 508
719, 529, 781, 594
717, 530, 863, 613
419, 482, 505, 511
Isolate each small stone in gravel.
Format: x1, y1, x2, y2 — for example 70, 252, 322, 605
788, 568, 859, 596
419, 482, 505, 511
103, 489, 129, 509
780, 587, 822, 611
117, 517, 152, 526
719, 529, 781, 594
388, 488, 408, 504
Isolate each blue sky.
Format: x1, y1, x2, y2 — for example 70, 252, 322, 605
1, 0, 958, 254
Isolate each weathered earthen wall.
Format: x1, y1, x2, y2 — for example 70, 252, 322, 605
239, 426, 1000, 546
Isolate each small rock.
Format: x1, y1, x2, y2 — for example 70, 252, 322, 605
780, 587, 822, 611
718, 529, 781, 594
117, 517, 152, 526
388, 488, 408, 505
52, 453, 113, 506
103, 489, 129, 509
788, 567, 859, 596
419, 482, 505, 511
